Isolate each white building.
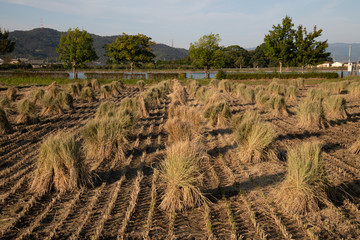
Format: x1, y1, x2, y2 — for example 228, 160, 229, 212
0, 58, 4, 65
332, 62, 343, 67
317, 62, 331, 68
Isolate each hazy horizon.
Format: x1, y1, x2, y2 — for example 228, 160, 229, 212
1, 0, 359, 49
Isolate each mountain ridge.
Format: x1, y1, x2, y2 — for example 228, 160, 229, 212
6, 28, 188, 63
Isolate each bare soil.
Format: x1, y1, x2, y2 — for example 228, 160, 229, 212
1, 82, 360, 239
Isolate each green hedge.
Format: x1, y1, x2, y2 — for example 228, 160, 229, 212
0, 71, 68, 78
84, 72, 145, 79
225, 72, 339, 80
147, 73, 180, 79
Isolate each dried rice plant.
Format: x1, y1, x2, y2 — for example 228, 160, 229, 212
323, 95, 348, 120
159, 140, 207, 212
0, 108, 11, 134
232, 111, 276, 163
16, 99, 39, 124
7, 87, 17, 101
296, 99, 328, 130
204, 101, 232, 128
30, 131, 92, 194
276, 141, 329, 215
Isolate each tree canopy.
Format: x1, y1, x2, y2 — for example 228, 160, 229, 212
295, 25, 330, 72
0, 28, 16, 55
188, 33, 224, 78
57, 28, 97, 79
264, 16, 329, 73
264, 16, 295, 73
104, 33, 155, 75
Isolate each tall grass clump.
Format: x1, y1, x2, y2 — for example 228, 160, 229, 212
57, 91, 74, 110
285, 86, 297, 103
0, 108, 11, 134
209, 79, 219, 89
159, 140, 207, 212
100, 85, 113, 99
306, 88, 330, 102
267, 95, 288, 116
95, 101, 117, 119
30, 131, 92, 194
137, 80, 145, 91
195, 87, 217, 103
296, 100, 328, 130
91, 79, 101, 91
81, 107, 136, 161
323, 95, 347, 120
80, 86, 96, 102
7, 87, 17, 101
276, 141, 329, 215
232, 111, 276, 163
187, 80, 201, 97
0, 95, 12, 115
347, 82, 360, 98
255, 90, 270, 111
31, 88, 45, 104
218, 80, 232, 93
349, 134, 360, 154
16, 99, 38, 124
234, 84, 255, 104
68, 83, 81, 97
41, 91, 62, 115
169, 81, 188, 105
293, 78, 304, 89
268, 82, 286, 95
204, 101, 232, 127
164, 117, 201, 143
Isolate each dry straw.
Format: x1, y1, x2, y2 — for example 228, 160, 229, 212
0, 95, 12, 115
0, 108, 11, 134
159, 140, 207, 212
204, 100, 232, 128
349, 134, 360, 154
30, 131, 92, 194
16, 98, 39, 124
80, 86, 96, 102
267, 95, 288, 116
276, 141, 329, 215
137, 80, 146, 91
232, 111, 276, 163
296, 99, 328, 130
7, 87, 17, 101
91, 79, 101, 91
323, 95, 348, 120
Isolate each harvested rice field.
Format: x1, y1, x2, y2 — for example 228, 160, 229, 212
1, 78, 360, 239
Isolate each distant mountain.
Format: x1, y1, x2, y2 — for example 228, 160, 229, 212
327, 43, 360, 63
6, 28, 188, 63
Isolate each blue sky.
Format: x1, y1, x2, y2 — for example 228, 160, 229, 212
0, 0, 359, 49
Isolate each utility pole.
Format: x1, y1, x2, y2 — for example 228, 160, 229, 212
348, 44, 353, 75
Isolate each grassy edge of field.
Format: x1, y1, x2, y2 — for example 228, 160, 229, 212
0, 75, 358, 89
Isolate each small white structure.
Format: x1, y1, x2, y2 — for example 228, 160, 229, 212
332, 62, 343, 67
0, 59, 4, 65
317, 62, 331, 68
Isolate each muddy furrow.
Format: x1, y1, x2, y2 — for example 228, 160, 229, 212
124, 171, 153, 238
1, 192, 56, 239
173, 208, 207, 239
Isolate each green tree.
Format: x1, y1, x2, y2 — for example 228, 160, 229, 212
0, 28, 16, 55
249, 43, 270, 68
223, 45, 250, 68
295, 25, 330, 73
105, 33, 155, 76
264, 16, 295, 73
57, 28, 97, 79
189, 33, 224, 78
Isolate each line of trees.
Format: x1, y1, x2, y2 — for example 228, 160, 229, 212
1, 16, 330, 77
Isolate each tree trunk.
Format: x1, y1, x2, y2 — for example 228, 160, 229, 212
205, 66, 209, 79
302, 65, 304, 74
279, 61, 283, 74
72, 65, 76, 79
130, 62, 134, 78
